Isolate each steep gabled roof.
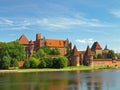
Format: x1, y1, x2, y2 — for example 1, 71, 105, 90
72, 45, 79, 56
85, 46, 92, 55
46, 39, 65, 47
18, 34, 29, 44
91, 41, 102, 50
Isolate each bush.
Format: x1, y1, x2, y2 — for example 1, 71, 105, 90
97, 54, 104, 59
39, 57, 53, 68
44, 58, 53, 68
29, 57, 39, 68
0, 56, 11, 69
10, 59, 19, 67
53, 56, 68, 68
23, 60, 30, 68
39, 60, 46, 68
50, 48, 60, 55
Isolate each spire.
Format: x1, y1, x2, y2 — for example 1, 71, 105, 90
85, 45, 92, 56
104, 45, 108, 50
91, 41, 102, 51
72, 45, 79, 56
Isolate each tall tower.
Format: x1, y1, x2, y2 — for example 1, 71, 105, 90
36, 33, 41, 40
83, 46, 93, 66
70, 45, 80, 66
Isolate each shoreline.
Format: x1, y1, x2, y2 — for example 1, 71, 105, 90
0, 66, 119, 73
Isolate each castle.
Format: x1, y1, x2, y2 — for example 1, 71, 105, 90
18, 33, 120, 67
18, 33, 71, 58
70, 41, 120, 67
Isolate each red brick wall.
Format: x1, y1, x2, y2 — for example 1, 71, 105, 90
91, 59, 120, 67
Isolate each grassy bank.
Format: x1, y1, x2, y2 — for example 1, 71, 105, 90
0, 65, 119, 73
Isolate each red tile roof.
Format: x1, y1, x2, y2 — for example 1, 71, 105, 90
91, 41, 102, 50
19, 34, 29, 44
46, 39, 65, 47
72, 45, 79, 56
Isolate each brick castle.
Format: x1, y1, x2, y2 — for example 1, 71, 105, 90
18, 33, 120, 67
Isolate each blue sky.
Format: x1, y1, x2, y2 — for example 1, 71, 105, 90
1, 0, 120, 52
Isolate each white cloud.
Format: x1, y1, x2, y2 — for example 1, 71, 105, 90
0, 18, 13, 25
36, 16, 112, 29
110, 9, 120, 18
0, 15, 114, 31
76, 38, 94, 44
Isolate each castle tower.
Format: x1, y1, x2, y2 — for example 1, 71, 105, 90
83, 46, 93, 66
36, 33, 41, 41
91, 41, 102, 55
70, 45, 80, 66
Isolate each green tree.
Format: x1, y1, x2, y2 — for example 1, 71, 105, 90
107, 50, 116, 59
23, 60, 30, 68
33, 48, 46, 60
50, 48, 60, 55
41, 46, 51, 55
53, 56, 68, 68
44, 58, 53, 68
29, 57, 39, 68
0, 55, 11, 69
39, 60, 46, 68
10, 59, 19, 67
97, 54, 104, 59
93, 54, 97, 59
8, 41, 25, 61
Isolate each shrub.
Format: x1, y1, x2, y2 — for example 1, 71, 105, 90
10, 59, 19, 67
44, 58, 53, 68
53, 56, 68, 68
29, 57, 39, 68
97, 54, 104, 59
0, 56, 11, 69
39, 60, 46, 68
23, 60, 30, 68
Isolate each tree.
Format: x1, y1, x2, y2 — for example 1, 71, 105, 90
29, 57, 39, 68
97, 54, 104, 59
50, 48, 60, 55
10, 59, 19, 67
0, 41, 25, 69
44, 58, 53, 68
33, 48, 46, 60
39, 60, 46, 68
0, 55, 11, 69
41, 46, 51, 55
93, 54, 97, 59
53, 56, 68, 68
107, 50, 116, 59
8, 41, 25, 61
23, 60, 30, 68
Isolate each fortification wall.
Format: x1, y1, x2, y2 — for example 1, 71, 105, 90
92, 59, 120, 67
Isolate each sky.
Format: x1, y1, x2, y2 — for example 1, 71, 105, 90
1, 0, 120, 52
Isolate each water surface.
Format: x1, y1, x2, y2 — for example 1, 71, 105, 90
0, 69, 120, 90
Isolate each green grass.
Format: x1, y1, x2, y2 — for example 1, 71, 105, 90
0, 65, 119, 73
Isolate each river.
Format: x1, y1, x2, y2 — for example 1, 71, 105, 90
0, 69, 120, 90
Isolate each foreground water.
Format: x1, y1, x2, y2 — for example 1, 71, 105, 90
0, 69, 120, 90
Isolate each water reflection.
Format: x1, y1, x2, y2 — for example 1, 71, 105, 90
0, 69, 120, 90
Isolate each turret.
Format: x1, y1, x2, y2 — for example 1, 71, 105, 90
83, 46, 93, 66
36, 33, 41, 41
70, 45, 80, 66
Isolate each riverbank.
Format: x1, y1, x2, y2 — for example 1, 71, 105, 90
0, 65, 119, 73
